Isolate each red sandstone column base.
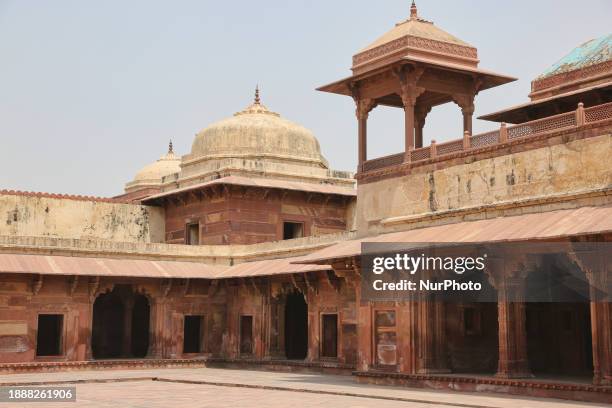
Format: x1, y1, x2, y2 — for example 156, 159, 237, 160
496, 359, 533, 379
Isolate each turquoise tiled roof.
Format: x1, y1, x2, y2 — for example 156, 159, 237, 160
537, 33, 611, 79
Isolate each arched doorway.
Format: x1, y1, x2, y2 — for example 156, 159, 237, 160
525, 255, 593, 378
91, 285, 151, 359
92, 290, 124, 359
284, 291, 308, 360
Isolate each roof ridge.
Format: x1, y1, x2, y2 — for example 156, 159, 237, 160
0, 189, 128, 204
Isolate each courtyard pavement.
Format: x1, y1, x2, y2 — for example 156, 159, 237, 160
0, 367, 607, 408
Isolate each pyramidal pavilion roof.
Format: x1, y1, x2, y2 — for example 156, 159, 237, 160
359, 2, 472, 52
352, 1, 478, 74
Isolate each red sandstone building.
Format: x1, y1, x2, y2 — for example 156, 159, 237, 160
0, 3, 610, 404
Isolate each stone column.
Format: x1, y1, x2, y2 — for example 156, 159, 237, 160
355, 282, 373, 372
355, 98, 377, 171
414, 106, 431, 149
148, 299, 165, 359
121, 297, 135, 358
86, 299, 95, 360
403, 98, 416, 156
462, 104, 475, 136
396, 301, 417, 374
306, 293, 317, 363
570, 246, 611, 385
414, 120, 424, 149
417, 299, 449, 374
452, 94, 475, 136
395, 65, 425, 162
496, 272, 532, 378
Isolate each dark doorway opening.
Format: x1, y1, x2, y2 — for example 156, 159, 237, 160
183, 315, 203, 354
240, 315, 253, 355
284, 291, 308, 360
526, 256, 593, 378
131, 294, 150, 358
36, 314, 63, 356
92, 285, 150, 359
283, 222, 304, 240
321, 314, 338, 358
92, 290, 124, 359
446, 272, 498, 374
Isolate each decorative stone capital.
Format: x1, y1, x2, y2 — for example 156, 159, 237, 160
452, 93, 475, 114
393, 65, 425, 107
415, 105, 432, 126
355, 98, 378, 120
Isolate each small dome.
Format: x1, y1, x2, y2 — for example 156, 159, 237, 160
128, 142, 181, 190
189, 88, 328, 168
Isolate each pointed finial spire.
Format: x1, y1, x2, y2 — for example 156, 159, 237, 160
254, 85, 261, 104
168, 140, 173, 154
410, 1, 418, 19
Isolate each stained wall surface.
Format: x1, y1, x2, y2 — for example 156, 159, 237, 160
357, 133, 612, 234
0, 194, 165, 243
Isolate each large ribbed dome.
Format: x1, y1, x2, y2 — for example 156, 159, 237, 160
190, 89, 328, 168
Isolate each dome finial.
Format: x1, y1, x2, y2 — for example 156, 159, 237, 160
168, 140, 174, 154
254, 85, 261, 104
410, 1, 418, 19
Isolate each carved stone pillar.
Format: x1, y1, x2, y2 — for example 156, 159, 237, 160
395, 66, 425, 161
484, 254, 534, 379
569, 246, 611, 385
453, 94, 475, 136
148, 299, 164, 359
494, 258, 532, 378
414, 105, 431, 149
462, 105, 475, 136
355, 98, 377, 171
121, 297, 135, 357
354, 271, 373, 372
417, 298, 449, 374
85, 297, 95, 360
590, 301, 611, 385
397, 301, 417, 374
403, 97, 416, 157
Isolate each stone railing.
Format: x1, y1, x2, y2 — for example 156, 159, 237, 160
361, 101, 612, 173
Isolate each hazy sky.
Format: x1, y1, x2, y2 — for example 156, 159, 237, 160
0, 0, 610, 197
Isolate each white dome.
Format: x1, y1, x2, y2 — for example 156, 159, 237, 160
125, 142, 181, 192
189, 89, 328, 168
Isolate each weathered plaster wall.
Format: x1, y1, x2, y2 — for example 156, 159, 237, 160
357, 134, 612, 234
0, 195, 165, 243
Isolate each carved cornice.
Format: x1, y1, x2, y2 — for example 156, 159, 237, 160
531, 60, 612, 94
353, 35, 478, 68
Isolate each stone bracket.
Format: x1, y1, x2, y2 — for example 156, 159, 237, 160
161, 279, 172, 298
68, 275, 79, 296
32, 274, 43, 296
